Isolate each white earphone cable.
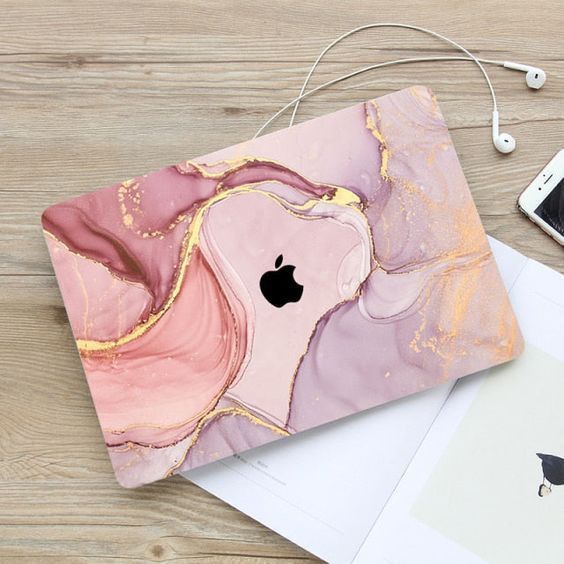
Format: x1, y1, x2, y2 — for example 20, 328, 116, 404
254, 55, 503, 139
288, 23, 498, 127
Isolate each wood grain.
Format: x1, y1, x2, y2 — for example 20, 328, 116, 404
0, 0, 562, 561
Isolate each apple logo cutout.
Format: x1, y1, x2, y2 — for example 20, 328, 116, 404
259, 254, 304, 308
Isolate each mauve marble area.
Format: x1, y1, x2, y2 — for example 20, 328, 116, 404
42, 86, 523, 488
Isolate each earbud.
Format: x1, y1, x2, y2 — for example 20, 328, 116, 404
492, 110, 516, 154
503, 61, 546, 89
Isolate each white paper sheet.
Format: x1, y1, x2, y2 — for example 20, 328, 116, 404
183, 238, 563, 563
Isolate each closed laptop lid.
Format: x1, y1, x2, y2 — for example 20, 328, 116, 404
42, 86, 524, 487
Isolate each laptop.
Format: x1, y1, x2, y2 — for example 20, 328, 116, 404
42, 85, 523, 487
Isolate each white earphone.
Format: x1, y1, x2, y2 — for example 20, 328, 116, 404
503, 61, 546, 90
492, 110, 516, 154
256, 24, 546, 155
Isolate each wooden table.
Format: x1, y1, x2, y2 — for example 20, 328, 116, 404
1, 1, 562, 561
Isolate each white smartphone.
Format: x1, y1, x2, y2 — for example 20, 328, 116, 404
518, 149, 564, 246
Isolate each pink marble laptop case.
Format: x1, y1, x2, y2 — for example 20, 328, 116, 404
42, 86, 523, 488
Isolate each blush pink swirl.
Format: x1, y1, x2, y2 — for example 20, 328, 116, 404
42, 159, 352, 486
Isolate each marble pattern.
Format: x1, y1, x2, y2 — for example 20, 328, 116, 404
42, 86, 523, 487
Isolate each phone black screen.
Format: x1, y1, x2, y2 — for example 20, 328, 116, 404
534, 177, 564, 236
